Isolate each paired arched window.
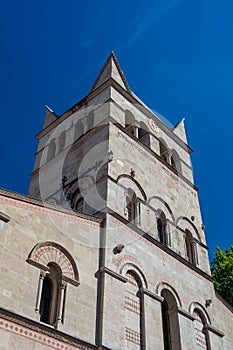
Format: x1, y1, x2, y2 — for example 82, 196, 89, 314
27, 242, 79, 328
125, 111, 150, 147
161, 289, 181, 350
118, 175, 146, 228
159, 140, 182, 174
126, 190, 141, 226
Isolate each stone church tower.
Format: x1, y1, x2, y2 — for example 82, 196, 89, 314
0, 53, 232, 349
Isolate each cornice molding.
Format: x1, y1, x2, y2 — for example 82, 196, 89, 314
36, 77, 192, 156
178, 308, 195, 320
206, 324, 224, 337
99, 266, 127, 283
141, 288, 164, 302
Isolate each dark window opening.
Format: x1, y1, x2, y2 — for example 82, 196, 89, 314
157, 211, 167, 245
40, 276, 53, 324
161, 289, 181, 350
185, 230, 196, 264
162, 299, 172, 350
126, 191, 140, 226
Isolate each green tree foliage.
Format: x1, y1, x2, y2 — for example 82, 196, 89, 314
211, 246, 233, 307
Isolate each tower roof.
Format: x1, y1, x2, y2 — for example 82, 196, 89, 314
90, 51, 131, 94
173, 118, 188, 143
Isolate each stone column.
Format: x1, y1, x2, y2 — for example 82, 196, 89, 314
35, 271, 46, 317
56, 281, 67, 326
165, 219, 171, 246
134, 126, 139, 138
135, 201, 141, 226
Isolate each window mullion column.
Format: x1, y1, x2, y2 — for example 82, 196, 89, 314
56, 281, 67, 327
35, 271, 46, 315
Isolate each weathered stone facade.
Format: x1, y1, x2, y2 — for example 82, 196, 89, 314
0, 52, 232, 349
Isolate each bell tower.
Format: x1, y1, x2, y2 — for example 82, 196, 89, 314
29, 51, 209, 271
29, 52, 213, 349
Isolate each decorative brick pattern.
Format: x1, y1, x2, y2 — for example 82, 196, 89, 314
32, 245, 75, 280
124, 272, 142, 348
126, 273, 139, 287
0, 318, 83, 350
125, 327, 141, 345
125, 295, 140, 315
112, 253, 143, 271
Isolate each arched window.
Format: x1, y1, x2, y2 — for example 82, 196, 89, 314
27, 242, 79, 329
161, 289, 181, 350
47, 139, 56, 162
185, 230, 197, 264
157, 211, 167, 245
126, 190, 140, 226
39, 262, 64, 326
193, 309, 210, 349
125, 271, 144, 349
169, 150, 182, 174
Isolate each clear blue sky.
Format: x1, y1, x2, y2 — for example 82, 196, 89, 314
1, 0, 232, 260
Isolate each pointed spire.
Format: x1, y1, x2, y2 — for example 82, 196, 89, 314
172, 118, 188, 143
90, 51, 131, 94
42, 105, 57, 129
